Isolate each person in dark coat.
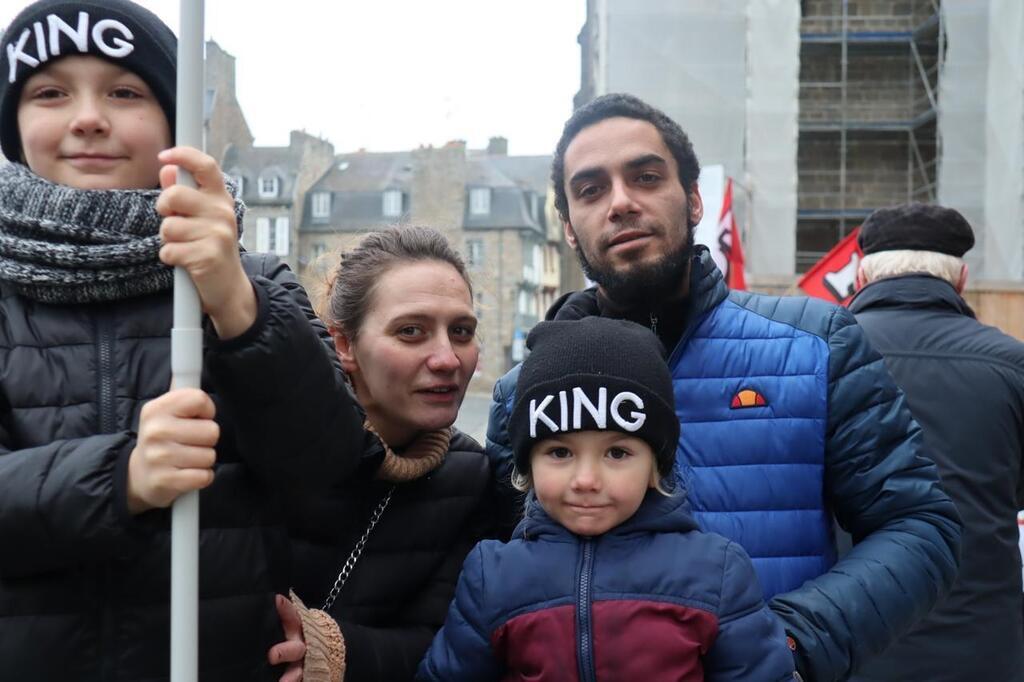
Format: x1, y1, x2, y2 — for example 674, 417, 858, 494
0, 1, 365, 679
848, 202, 1024, 682
269, 227, 493, 682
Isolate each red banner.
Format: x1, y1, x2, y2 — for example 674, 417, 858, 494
797, 228, 863, 305
718, 178, 747, 290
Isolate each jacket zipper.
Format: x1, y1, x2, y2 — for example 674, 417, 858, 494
649, 312, 658, 337
96, 314, 115, 433
575, 539, 596, 682
95, 313, 116, 681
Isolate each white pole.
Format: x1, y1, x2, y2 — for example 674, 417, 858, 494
171, 1, 204, 680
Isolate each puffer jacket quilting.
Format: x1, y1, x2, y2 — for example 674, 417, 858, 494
0, 252, 365, 681
485, 247, 961, 681
289, 429, 494, 682
418, 491, 794, 681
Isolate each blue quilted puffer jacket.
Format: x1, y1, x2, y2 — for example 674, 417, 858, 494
485, 247, 961, 682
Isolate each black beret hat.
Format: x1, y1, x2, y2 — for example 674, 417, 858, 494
510, 317, 680, 481
859, 202, 975, 257
0, 0, 177, 161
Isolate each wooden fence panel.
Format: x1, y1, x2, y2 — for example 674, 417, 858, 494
962, 283, 1024, 341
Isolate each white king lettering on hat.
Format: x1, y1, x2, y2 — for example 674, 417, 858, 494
529, 386, 646, 437
7, 12, 135, 83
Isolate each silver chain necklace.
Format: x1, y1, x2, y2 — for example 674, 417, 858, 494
320, 486, 396, 612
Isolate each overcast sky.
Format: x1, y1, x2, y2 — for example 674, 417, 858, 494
1, 0, 585, 155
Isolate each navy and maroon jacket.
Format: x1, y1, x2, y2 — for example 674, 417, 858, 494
417, 489, 795, 681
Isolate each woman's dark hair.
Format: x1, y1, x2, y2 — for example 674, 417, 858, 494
551, 93, 701, 223
323, 226, 473, 339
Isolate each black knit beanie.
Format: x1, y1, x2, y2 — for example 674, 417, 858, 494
0, 0, 177, 161
510, 317, 679, 480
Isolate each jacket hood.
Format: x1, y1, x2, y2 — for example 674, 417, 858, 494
512, 487, 699, 541
848, 274, 975, 319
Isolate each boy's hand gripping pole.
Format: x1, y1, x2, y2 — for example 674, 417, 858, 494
171, 2, 204, 681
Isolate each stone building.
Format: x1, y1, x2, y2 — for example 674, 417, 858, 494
463, 145, 559, 387
222, 131, 335, 274
297, 139, 565, 391
203, 40, 333, 274
203, 41, 254, 165
202, 42, 578, 388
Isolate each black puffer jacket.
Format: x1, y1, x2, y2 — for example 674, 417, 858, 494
849, 275, 1024, 682
0, 254, 365, 681
290, 429, 492, 682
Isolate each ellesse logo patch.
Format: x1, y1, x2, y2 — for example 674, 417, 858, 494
730, 388, 767, 409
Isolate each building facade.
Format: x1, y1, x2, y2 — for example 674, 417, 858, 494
297, 140, 564, 391
577, 0, 1024, 281
204, 41, 254, 165
222, 131, 335, 275
203, 44, 578, 390
203, 41, 334, 274
798, 0, 941, 270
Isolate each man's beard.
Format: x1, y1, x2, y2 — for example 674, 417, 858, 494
574, 220, 695, 306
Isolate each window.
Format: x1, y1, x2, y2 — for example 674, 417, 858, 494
232, 175, 245, 197
469, 187, 491, 215
523, 242, 542, 283
259, 176, 279, 198
465, 238, 484, 268
475, 292, 485, 320
311, 191, 331, 219
255, 217, 271, 252
382, 189, 403, 217
517, 289, 537, 317
254, 216, 288, 255
311, 242, 327, 260
274, 217, 290, 256
517, 290, 530, 315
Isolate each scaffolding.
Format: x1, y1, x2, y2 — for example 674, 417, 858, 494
796, 0, 944, 271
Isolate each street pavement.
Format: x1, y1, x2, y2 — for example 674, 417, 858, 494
455, 392, 491, 445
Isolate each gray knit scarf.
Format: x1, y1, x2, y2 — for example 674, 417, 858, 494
0, 162, 245, 304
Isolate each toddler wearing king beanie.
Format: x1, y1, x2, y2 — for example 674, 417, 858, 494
418, 317, 795, 681
0, 1, 363, 679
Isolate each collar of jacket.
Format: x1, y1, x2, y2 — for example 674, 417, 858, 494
848, 274, 976, 319
547, 245, 729, 334
511, 487, 699, 542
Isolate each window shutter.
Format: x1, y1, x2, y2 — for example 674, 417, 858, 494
256, 217, 271, 252
275, 217, 290, 256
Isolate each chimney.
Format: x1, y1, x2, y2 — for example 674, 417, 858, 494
487, 136, 508, 156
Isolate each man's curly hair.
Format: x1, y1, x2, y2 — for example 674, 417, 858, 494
551, 93, 701, 224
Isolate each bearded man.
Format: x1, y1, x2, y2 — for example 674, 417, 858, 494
485, 94, 961, 682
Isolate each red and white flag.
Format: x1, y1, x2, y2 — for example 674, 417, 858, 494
717, 178, 747, 290
797, 227, 863, 305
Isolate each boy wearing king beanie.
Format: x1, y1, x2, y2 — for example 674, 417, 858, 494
0, 1, 364, 679
418, 317, 795, 681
